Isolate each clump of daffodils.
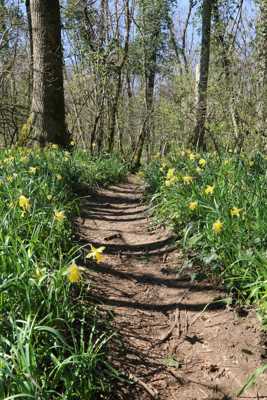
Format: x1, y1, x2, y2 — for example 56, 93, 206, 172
86, 244, 105, 263
212, 220, 223, 234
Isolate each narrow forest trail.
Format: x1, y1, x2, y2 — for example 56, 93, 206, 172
76, 176, 267, 400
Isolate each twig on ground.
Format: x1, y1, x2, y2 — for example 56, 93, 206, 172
129, 373, 159, 399
177, 309, 182, 338
156, 290, 189, 345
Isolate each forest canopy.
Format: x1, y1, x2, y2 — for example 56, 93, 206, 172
0, 0, 264, 162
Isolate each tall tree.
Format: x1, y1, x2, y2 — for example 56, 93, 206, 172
20, 0, 68, 147
192, 0, 213, 149
258, 0, 267, 136
132, 0, 172, 169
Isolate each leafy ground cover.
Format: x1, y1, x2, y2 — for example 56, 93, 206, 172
143, 150, 267, 325
0, 146, 127, 399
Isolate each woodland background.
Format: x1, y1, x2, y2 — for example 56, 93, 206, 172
0, 0, 265, 164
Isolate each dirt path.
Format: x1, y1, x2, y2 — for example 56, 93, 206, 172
76, 176, 267, 400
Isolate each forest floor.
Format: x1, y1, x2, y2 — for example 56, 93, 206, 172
76, 175, 267, 400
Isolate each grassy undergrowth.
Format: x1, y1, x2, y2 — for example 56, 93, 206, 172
143, 150, 267, 324
0, 146, 127, 399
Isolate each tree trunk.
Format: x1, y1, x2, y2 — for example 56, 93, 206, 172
259, 1, 267, 134
21, 0, 68, 147
108, 0, 131, 152
192, 0, 213, 150
131, 60, 156, 170
25, 0, 33, 108
131, 0, 160, 170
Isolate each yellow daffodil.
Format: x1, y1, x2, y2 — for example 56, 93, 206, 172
86, 244, 105, 263
165, 176, 177, 187
212, 220, 223, 234
6, 175, 13, 183
230, 207, 242, 218
70, 140, 75, 146
188, 201, 198, 210
182, 175, 193, 184
189, 153, 195, 160
29, 166, 37, 175
161, 162, 167, 169
196, 167, 202, 174
67, 262, 81, 283
56, 174, 63, 181
9, 201, 15, 209
54, 210, 65, 222
204, 185, 214, 195
19, 195, 31, 212
20, 156, 28, 163
199, 158, 206, 168
34, 267, 46, 281
166, 168, 175, 180
51, 144, 58, 149
47, 195, 53, 201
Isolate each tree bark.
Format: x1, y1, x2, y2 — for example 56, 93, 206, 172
21, 0, 68, 147
192, 0, 213, 150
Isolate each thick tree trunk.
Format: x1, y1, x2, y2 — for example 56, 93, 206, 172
192, 0, 213, 150
21, 0, 68, 147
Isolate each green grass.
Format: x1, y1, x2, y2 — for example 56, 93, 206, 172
0, 146, 127, 399
143, 150, 267, 324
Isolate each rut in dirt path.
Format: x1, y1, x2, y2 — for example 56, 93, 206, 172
76, 176, 267, 400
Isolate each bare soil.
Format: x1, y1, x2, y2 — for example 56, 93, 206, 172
76, 175, 267, 400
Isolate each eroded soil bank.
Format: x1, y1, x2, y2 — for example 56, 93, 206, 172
76, 175, 267, 400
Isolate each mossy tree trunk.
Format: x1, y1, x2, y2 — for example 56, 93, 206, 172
22, 0, 68, 147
